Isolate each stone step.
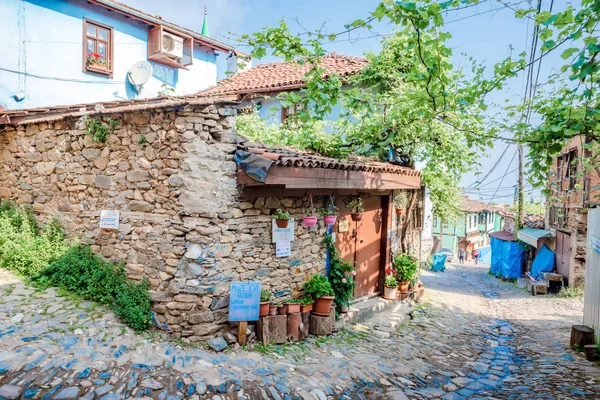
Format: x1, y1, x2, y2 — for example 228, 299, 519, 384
335, 295, 413, 330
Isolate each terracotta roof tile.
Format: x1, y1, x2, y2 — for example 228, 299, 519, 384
238, 139, 420, 177
200, 53, 368, 97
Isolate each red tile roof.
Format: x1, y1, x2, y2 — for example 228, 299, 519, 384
200, 53, 368, 97
460, 197, 489, 213
239, 140, 420, 177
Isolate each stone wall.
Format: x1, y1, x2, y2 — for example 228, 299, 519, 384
0, 103, 329, 340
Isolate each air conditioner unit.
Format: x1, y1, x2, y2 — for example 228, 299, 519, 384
161, 32, 184, 59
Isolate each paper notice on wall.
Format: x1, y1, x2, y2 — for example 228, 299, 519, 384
99, 210, 120, 230
275, 240, 292, 257
272, 219, 295, 243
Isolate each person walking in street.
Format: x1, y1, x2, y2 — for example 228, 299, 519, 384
458, 249, 465, 264
472, 249, 480, 265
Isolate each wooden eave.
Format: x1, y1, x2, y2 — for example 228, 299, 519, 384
237, 165, 421, 192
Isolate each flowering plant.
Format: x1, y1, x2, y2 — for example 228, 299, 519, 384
87, 52, 109, 67
393, 253, 418, 283
324, 234, 355, 311
384, 274, 398, 287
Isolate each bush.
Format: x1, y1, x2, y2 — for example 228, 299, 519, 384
393, 253, 419, 283
303, 274, 334, 299
35, 244, 152, 332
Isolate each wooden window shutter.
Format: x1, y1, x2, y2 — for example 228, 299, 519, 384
148, 25, 163, 61
182, 37, 193, 66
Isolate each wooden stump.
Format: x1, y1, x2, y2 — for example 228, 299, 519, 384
584, 344, 599, 361
570, 325, 595, 350
309, 314, 333, 336
257, 315, 287, 344
286, 312, 302, 342
300, 311, 310, 340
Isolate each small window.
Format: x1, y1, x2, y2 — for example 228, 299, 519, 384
281, 103, 304, 122
567, 149, 578, 190
83, 19, 114, 77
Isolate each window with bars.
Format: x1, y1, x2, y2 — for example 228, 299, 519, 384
83, 19, 113, 77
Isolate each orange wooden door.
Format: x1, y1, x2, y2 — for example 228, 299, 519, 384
335, 196, 383, 299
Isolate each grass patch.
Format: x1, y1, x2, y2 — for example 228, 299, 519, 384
557, 286, 585, 298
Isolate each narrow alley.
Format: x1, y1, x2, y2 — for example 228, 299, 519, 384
1, 261, 598, 400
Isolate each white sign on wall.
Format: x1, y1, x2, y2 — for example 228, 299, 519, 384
272, 219, 295, 243
99, 210, 120, 230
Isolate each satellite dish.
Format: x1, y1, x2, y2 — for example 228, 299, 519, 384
127, 61, 152, 93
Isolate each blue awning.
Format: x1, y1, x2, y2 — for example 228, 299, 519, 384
517, 228, 554, 247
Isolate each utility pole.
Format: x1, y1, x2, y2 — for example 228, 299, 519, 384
518, 144, 524, 229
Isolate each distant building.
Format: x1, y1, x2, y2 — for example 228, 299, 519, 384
0, 0, 244, 110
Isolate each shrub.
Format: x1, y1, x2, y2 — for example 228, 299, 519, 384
323, 234, 355, 311
260, 290, 273, 303
35, 244, 152, 332
393, 253, 419, 283
303, 274, 334, 299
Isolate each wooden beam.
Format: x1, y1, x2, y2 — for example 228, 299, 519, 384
238, 186, 392, 199
0, 115, 10, 125
237, 166, 420, 191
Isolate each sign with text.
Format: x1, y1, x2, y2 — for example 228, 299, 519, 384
228, 281, 262, 322
275, 240, 292, 257
590, 235, 600, 256
99, 210, 120, 230
272, 219, 295, 243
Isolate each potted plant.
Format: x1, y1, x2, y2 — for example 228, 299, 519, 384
273, 209, 291, 228
393, 253, 419, 294
328, 256, 355, 314
276, 303, 287, 315
260, 290, 273, 317
268, 303, 277, 316
320, 198, 339, 226
394, 192, 409, 217
86, 52, 110, 74
300, 297, 314, 313
383, 275, 398, 300
285, 298, 302, 314
345, 197, 364, 221
302, 207, 318, 227
303, 274, 335, 316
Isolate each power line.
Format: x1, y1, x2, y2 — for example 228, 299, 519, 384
0, 66, 125, 84
465, 143, 512, 189
484, 148, 519, 207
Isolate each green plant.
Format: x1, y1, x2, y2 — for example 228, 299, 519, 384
85, 117, 118, 143
303, 274, 334, 299
323, 234, 355, 311
35, 244, 152, 332
260, 290, 273, 302
300, 296, 314, 305
157, 83, 176, 97
557, 286, 585, 298
319, 197, 339, 216
344, 197, 364, 213
139, 134, 147, 146
393, 253, 419, 283
86, 52, 108, 66
385, 274, 398, 287
285, 298, 302, 304
276, 302, 284, 307
303, 207, 318, 216
273, 209, 291, 220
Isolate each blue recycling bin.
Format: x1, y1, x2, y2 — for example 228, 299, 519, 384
431, 253, 447, 272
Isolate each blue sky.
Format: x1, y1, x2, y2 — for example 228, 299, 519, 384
121, 0, 570, 205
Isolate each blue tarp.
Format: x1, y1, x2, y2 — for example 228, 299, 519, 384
478, 246, 491, 264
500, 241, 526, 279
490, 237, 503, 277
531, 244, 555, 279
431, 253, 447, 272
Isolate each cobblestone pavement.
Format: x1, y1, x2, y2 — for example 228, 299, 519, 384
1, 262, 599, 400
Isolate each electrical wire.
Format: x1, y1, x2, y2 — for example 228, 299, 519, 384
483, 149, 519, 207
0, 66, 125, 84
464, 143, 512, 189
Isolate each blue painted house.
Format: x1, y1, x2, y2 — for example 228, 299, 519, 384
0, 0, 244, 110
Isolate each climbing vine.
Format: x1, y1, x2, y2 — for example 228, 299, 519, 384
85, 117, 119, 143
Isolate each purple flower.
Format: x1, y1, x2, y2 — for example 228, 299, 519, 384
351, 270, 357, 276
342, 278, 347, 283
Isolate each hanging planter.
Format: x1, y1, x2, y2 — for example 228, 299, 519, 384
273, 208, 290, 228
345, 196, 364, 222
320, 196, 339, 226
395, 208, 405, 216
303, 206, 318, 227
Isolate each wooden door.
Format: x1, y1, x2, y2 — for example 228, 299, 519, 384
556, 231, 571, 284
335, 196, 383, 299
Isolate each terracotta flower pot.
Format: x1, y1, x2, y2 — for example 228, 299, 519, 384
300, 303, 313, 313
286, 303, 301, 314
323, 215, 337, 226
398, 281, 410, 294
395, 208, 405, 216
259, 302, 270, 317
277, 305, 287, 315
339, 303, 349, 314
351, 213, 363, 221
275, 219, 289, 228
383, 285, 397, 300
268, 304, 277, 316
303, 216, 318, 227
312, 296, 335, 316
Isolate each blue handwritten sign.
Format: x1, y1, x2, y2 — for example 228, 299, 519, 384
590, 235, 600, 256
228, 281, 262, 322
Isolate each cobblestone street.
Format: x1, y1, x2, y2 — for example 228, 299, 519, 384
1, 262, 599, 400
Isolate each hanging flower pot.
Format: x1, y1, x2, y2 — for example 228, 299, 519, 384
273, 209, 290, 229
303, 216, 317, 227
395, 208, 405, 216
351, 213, 363, 221
323, 215, 337, 225
320, 197, 339, 226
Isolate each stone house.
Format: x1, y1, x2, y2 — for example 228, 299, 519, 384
546, 136, 600, 287
0, 96, 422, 340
